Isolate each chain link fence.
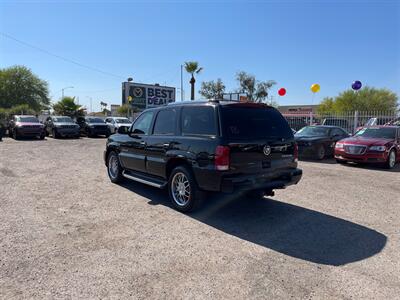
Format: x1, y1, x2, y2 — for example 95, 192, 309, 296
283, 111, 400, 134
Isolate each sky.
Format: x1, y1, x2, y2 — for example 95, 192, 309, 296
1, 0, 399, 112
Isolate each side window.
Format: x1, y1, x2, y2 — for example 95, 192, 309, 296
132, 111, 154, 135
331, 128, 344, 136
153, 109, 176, 135
181, 106, 216, 136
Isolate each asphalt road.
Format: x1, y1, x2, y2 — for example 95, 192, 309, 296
1, 137, 399, 299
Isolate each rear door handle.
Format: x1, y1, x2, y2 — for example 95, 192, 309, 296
163, 143, 170, 148
140, 141, 146, 146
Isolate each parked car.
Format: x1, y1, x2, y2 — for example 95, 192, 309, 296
0, 122, 4, 141
335, 126, 400, 169
44, 116, 80, 138
105, 117, 132, 134
8, 115, 45, 140
76, 116, 110, 137
295, 125, 350, 160
104, 100, 302, 212
385, 117, 400, 126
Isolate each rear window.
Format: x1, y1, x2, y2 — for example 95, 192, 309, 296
221, 106, 293, 140
181, 106, 216, 136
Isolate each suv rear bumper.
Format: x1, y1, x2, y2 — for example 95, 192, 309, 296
219, 168, 302, 193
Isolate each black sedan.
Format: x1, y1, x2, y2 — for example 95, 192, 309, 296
295, 126, 349, 160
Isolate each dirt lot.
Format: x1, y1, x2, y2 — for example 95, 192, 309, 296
0, 137, 399, 299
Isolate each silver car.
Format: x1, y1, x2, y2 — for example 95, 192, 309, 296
105, 117, 132, 134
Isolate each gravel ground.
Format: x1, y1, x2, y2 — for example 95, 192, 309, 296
0, 137, 399, 299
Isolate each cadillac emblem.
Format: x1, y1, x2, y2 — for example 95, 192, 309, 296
263, 145, 272, 156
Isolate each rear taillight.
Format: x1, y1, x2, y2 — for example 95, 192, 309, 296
294, 143, 298, 162
215, 145, 230, 171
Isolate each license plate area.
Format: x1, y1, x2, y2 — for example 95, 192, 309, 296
262, 160, 271, 168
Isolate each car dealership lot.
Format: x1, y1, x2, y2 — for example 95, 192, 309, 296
1, 137, 399, 299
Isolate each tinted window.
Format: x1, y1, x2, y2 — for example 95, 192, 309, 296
331, 128, 346, 136
16, 116, 39, 123
115, 118, 131, 124
87, 118, 104, 123
221, 106, 292, 140
53, 117, 73, 123
181, 106, 216, 136
132, 111, 154, 135
296, 126, 330, 137
153, 109, 176, 135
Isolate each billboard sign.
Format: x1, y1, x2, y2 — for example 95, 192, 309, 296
122, 82, 175, 110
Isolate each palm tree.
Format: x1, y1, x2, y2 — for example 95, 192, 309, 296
184, 61, 203, 100
53, 97, 85, 118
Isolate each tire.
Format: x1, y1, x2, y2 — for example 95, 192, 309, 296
39, 132, 45, 140
385, 150, 396, 169
168, 166, 203, 212
52, 128, 58, 139
315, 144, 326, 160
107, 151, 124, 183
87, 128, 93, 138
12, 129, 19, 140
105, 129, 111, 138
246, 189, 266, 200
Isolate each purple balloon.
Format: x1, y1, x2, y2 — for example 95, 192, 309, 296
352, 80, 362, 90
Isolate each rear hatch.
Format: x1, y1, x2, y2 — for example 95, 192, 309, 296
219, 104, 296, 175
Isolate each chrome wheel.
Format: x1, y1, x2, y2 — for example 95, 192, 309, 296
108, 154, 119, 179
389, 151, 396, 168
171, 172, 191, 206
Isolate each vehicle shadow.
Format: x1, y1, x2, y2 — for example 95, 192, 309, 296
4, 137, 48, 142
299, 157, 337, 164
340, 162, 400, 173
119, 181, 387, 266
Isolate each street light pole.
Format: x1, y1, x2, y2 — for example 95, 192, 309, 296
180, 64, 183, 101
61, 86, 74, 99
86, 96, 93, 114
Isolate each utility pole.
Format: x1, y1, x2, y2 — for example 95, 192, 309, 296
86, 96, 93, 114
61, 86, 74, 99
180, 64, 183, 101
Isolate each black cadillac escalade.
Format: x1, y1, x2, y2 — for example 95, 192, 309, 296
104, 100, 302, 212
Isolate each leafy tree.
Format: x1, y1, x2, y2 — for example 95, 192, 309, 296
0, 65, 50, 111
318, 87, 398, 113
236, 71, 276, 103
199, 79, 226, 99
53, 97, 85, 118
184, 61, 203, 100
317, 97, 335, 114
116, 104, 139, 117
117, 104, 129, 117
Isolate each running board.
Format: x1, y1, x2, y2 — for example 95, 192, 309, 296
122, 171, 166, 189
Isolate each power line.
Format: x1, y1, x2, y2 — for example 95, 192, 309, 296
0, 32, 125, 80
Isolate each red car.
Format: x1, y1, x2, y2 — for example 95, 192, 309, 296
335, 126, 400, 169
